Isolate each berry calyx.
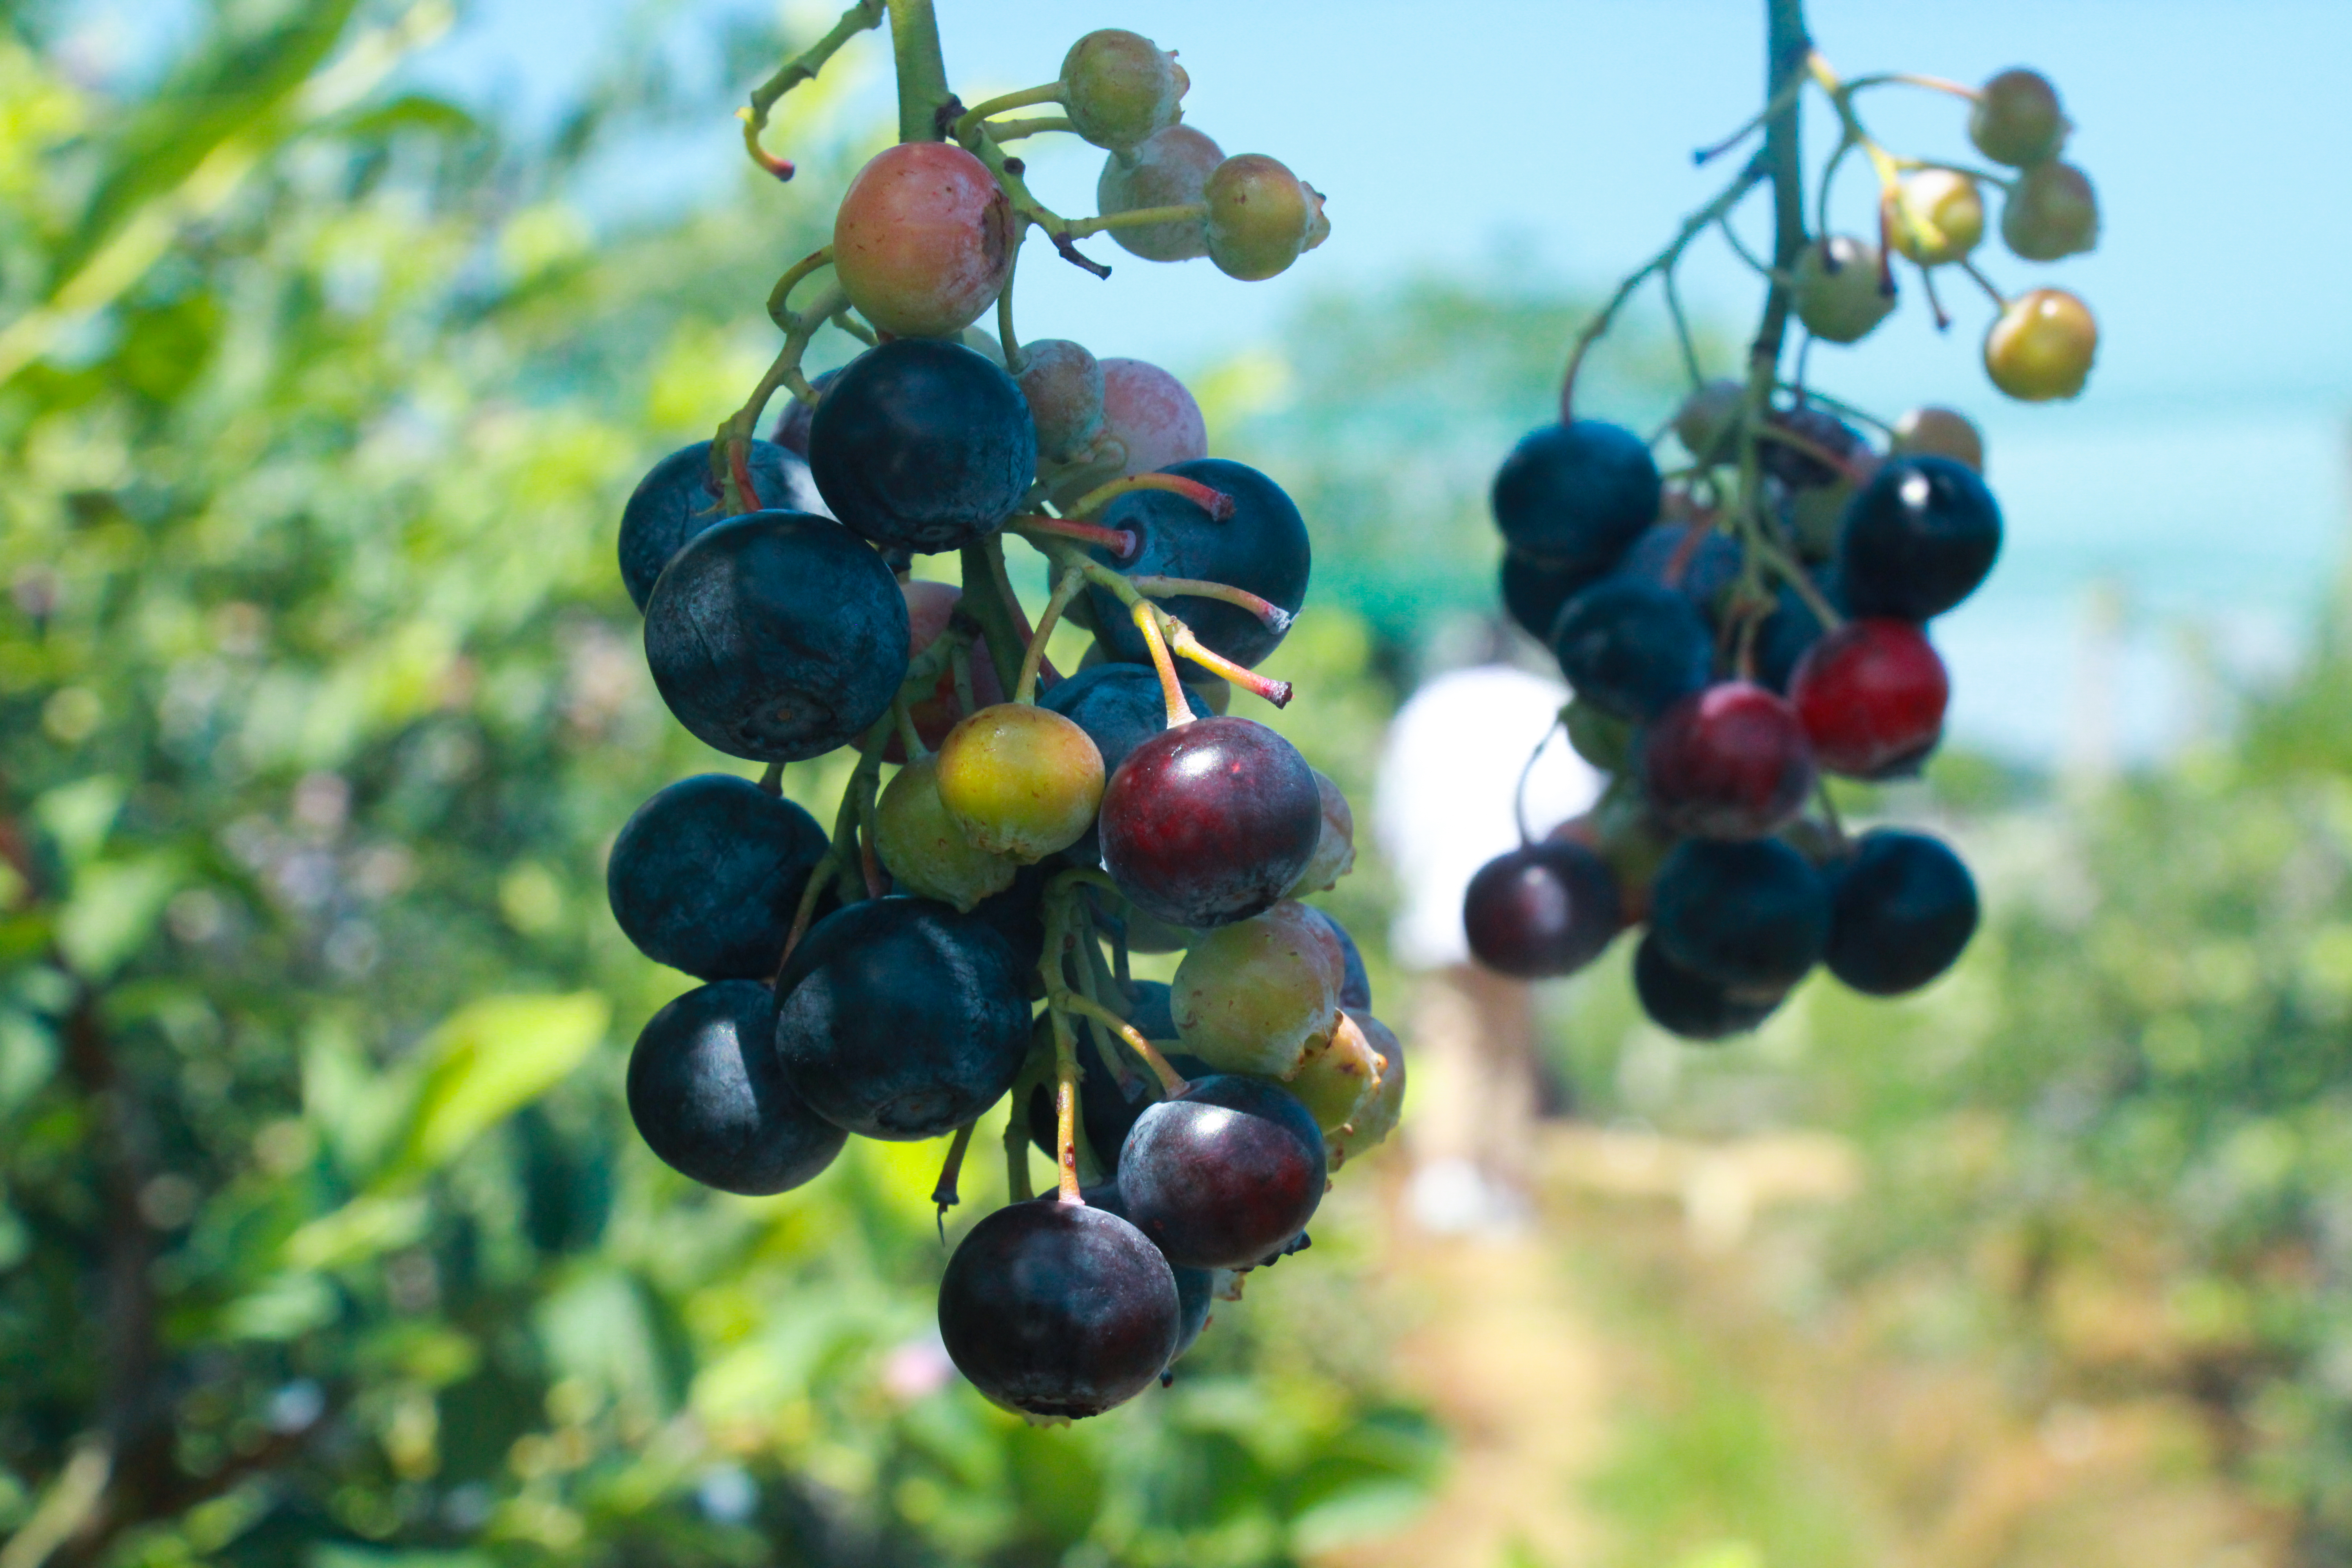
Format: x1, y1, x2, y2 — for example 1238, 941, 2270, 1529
1983, 287, 2096, 402
1491, 421, 1662, 573
1650, 837, 1830, 992
1639, 681, 1817, 840
1096, 125, 1221, 261
832, 142, 1014, 339
1891, 406, 1985, 473
937, 1199, 1181, 1420
1285, 1015, 1383, 1136
1824, 828, 1980, 995
2000, 162, 2099, 261
1463, 839, 1623, 978
1203, 154, 1316, 281
808, 338, 1038, 553
1837, 454, 2002, 620
1889, 169, 1985, 267
1324, 1013, 1405, 1167
935, 703, 1105, 862
1789, 618, 1949, 779
1060, 29, 1186, 152
1968, 67, 2068, 167
1171, 900, 1344, 1078
1100, 715, 1323, 929
1792, 235, 1894, 344
875, 755, 1021, 911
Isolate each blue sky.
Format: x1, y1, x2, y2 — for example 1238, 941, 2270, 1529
407, 0, 2352, 760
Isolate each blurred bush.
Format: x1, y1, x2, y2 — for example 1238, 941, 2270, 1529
1553, 641, 2352, 1557
0, 4, 1434, 1564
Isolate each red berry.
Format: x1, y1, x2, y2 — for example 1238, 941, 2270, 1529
1639, 681, 1815, 840
1788, 618, 1949, 779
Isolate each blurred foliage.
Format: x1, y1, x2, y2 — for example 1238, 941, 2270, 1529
0, 3, 1434, 1564
1556, 656, 2352, 1561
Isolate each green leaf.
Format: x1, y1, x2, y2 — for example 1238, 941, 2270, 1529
31, 776, 124, 868
54, 854, 180, 980
334, 93, 479, 140
382, 992, 609, 1183
53, 0, 365, 285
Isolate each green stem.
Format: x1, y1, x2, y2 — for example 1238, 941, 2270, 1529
1016, 567, 1086, 703
957, 537, 1030, 697
886, 0, 951, 142
950, 82, 1065, 142
742, 0, 887, 174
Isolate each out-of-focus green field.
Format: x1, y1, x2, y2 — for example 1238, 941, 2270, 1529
2, 4, 2348, 1566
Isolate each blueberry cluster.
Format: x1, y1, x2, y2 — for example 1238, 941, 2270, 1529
1472, 397, 1993, 1038
606, 18, 1389, 1419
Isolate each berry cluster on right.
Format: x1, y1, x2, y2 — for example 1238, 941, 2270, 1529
1465, 49, 2099, 1039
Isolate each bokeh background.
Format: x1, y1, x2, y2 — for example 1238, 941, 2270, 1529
3, 0, 2349, 1564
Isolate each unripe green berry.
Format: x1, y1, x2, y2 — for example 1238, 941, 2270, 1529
1060, 29, 1185, 152
1889, 169, 1985, 267
1015, 339, 1106, 463
1969, 68, 2068, 167
1097, 124, 1221, 261
1984, 287, 2096, 402
1563, 698, 1632, 773
1891, 406, 1985, 473
1323, 1013, 1403, 1167
1674, 377, 1746, 463
1172, 900, 1343, 1078
1203, 154, 1314, 281
1792, 236, 1894, 344
1286, 1012, 1381, 1135
935, 703, 1104, 861
875, 755, 1019, 911
1283, 769, 1356, 896
2001, 161, 2099, 261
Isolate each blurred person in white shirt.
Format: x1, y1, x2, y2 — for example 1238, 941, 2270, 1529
1375, 633, 1601, 1234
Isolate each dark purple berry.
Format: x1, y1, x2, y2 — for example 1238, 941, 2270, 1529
1837, 455, 2002, 620
1083, 458, 1310, 670
1549, 575, 1712, 720
627, 982, 846, 1194
643, 510, 908, 762
773, 898, 1030, 1139
1491, 420, 1661, 573
618, 439, 824, 612
808, 339, 1037, 554
1651, 837, 1829, 991
606, 774, 830, 979
1824, 829, 1979, 994
1116, 1073, 1325, 1269
1463, 841, 1622, 978
1632, 933, 1784, 1041
937, 1199, 1180, 1419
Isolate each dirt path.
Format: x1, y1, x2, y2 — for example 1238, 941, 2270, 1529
1333, 1223, 1611, 1568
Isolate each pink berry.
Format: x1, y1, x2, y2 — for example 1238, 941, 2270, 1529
1099, 358, 1207, 476
833, 143, 1014, 339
